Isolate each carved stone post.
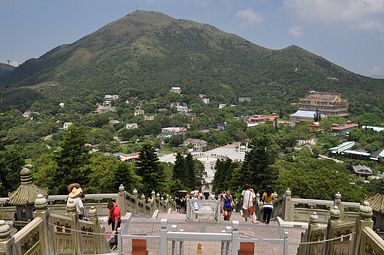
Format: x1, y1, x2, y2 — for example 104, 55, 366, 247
117, 184, 127, 216
156, 192, 160, 210
34, 194, 54, 255
0, 220, 14, 254
353, 201, 373, 255
283, 188, 294, 221
133, 189, 139, 214
161, 197, 165, 213
67, 200, 82, 255
88, 206, 101, 254
334, 192, 344, 219
303, 212, 321, 255
325, 206, 342, 254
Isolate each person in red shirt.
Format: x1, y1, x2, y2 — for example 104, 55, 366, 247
108, 201, 122, 249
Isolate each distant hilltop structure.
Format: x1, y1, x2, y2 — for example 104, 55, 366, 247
291, 91, 349, 121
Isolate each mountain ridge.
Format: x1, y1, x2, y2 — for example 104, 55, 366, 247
1, 10, 383, 113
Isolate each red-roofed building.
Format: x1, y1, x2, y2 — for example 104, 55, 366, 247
331, 121, 358, 136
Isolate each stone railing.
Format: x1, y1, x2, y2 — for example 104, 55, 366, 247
281, 189, 360, 223
0, 194, 110, 255
186, 199, 221, 222
296, 201, 384, 255
0, 185, 175, 219
118, 185, 176, 218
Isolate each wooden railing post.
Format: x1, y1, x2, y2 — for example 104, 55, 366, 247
88, 206, 101, 254
353, 201, 373, 255
117, 184, 127, 215
283, 188, 294, 221
34, 194, 54, 255
66, 200, 82, 255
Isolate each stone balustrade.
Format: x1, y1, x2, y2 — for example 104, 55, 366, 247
0, 194, 110, 255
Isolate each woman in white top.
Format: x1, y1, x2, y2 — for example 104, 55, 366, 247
241, 184, 256, 222
67, 183, 85, 219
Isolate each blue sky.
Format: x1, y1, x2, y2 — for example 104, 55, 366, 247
1, 0, 384, 78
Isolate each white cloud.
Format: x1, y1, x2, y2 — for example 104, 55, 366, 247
284, 0, 384, 34
235, 8, 263, 26
288, 26, 304, 38
369, 66, 384, 78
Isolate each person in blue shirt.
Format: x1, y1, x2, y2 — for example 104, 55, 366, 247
223, 190, 234, 221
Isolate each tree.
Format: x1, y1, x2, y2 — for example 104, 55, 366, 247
212, 158, 233, 194
136, 143, 166, 196
0, 145, 24, 196
173, 153, 188, 188
184, 153, 197, 189
238, 135, 278, 193
53, 126, 90, 194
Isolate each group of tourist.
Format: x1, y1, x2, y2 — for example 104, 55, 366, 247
241, 184, 275, 224
219, 184, 275, 224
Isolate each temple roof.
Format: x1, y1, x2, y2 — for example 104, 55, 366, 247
367, 193, 384, 214
8, 167, 47, 206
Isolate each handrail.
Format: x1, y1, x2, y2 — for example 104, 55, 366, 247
13, 217, 43, 243
292, 198, 360, 208
47, 193, 118, 202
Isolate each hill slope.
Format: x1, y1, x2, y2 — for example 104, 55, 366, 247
0, 64, 15, 81
1, 10, 383, 113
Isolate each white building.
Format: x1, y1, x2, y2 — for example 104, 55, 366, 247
134, 107, 145, 116
176, 105, 189, 114
218, 104, 226, 109
104, 95, 119, 100
170, 87, 181, 94
202, 98, 210, 104
63, 122, 73, 130
125, 123, 139, 129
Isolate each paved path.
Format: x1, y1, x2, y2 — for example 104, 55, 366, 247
101, 212, 304, 255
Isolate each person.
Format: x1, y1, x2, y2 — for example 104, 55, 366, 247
241, 184, 256, 223
261, 185, 275, 224
176, 197, 181, 212
67, 183, 85, 219
108, 201, 122, 250
222, 190, 234, 221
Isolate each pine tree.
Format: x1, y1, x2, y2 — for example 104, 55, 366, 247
54, 126, 90, 194
0, 145, 24, 196
136, 143, 166, 196
184, 153, 197, 189
212, 158, 232, 194
239, 135, 278, 192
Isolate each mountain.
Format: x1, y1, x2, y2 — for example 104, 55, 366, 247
1, 10, 383, 113
0, 63, 15, 82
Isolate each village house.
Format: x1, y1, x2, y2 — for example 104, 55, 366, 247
161, 127, 187, 138
134, 106, 145, 116
184, 138, 207, 152
239, 96, 251, 103
108, 119, 120, 126
96, 103, 115, 114
58, 102, 64, 108
202, 98, 210, 104
176, 105, 189, 114
331, 121, 358, 136
125, 123, 139, 129
244, 113, 278, 127
170, 86, 181, 94
22, 111, 39, 120
352, 165, 373, 178
104, 94, 119, 100
144, 115, 155, 121
218, 104, 226, 109
63, 122, 73, 130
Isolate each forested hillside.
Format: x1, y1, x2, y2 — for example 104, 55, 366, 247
1, 10, 383, 114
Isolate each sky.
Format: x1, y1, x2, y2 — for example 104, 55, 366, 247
1, 0, 384, 78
